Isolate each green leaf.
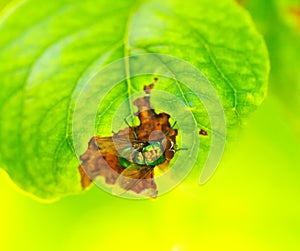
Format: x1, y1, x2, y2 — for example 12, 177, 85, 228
244, 0, 300, 136
0, 0, 269, 200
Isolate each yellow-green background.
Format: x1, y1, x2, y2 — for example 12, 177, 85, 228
1, 95, 299, 250
1, 0, 300, 250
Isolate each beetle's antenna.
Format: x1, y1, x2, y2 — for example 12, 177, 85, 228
124, 118, 138, 139
176, 147, 188, 151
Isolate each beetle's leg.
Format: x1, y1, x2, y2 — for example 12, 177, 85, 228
124, 118, 138, 139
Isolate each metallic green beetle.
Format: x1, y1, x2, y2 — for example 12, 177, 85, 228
118, 141, 167, 168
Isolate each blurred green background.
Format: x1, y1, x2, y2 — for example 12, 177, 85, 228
1, 0, 300, 250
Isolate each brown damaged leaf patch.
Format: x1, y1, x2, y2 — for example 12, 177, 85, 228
199, 129, 208, 136
78, 79, 178, 198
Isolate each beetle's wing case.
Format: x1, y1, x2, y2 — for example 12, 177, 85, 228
112, 164, 157, 198
143, 141, 165, 166
94, 137, 118, 154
